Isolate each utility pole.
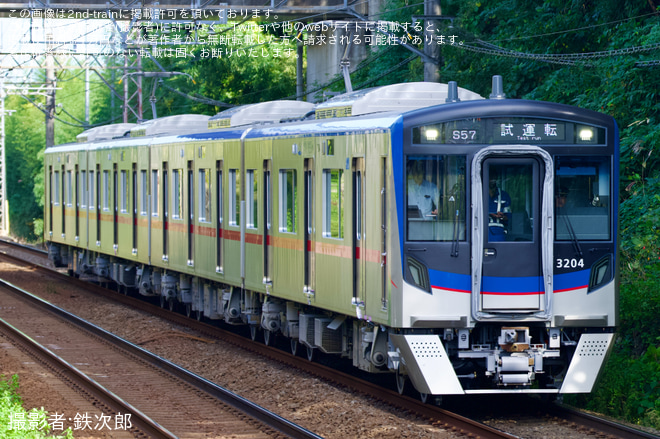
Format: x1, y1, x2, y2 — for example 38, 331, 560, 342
123, 52, 144, 123
85, 65, 90, 128
424, 0, 441, 83
45, 32, 56, 148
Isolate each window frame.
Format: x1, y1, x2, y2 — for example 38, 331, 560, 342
246, 169, 258, 229
279, 169, 297, 234
322, 169, 344, 239
120, 170, 128, 213
102, 170, 110, 211
172, 168, 182, 220
229, 169, 240, 227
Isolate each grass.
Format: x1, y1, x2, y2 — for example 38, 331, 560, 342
0, 374, 74, 438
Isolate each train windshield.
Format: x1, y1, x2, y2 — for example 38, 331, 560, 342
555, 156, 611, 241
406, 155, 466, 241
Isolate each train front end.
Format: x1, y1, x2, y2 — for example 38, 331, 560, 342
388, 81, 618, 396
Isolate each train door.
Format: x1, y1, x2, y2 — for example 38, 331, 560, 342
48, 166, 53, 236
380, 158, 388, 309
187, 160, 194, 265
263, 160, 272, 286
96, 164, 101, 245
61, 165, 65, 237
132, 163, 138, 253
303, 158, 315, 297
215, 160, 223, 273
74, 165, 79, 241
162, 163, 169, 259
480, 157, 543, 311
352, 158, 366, 307
113, 163, 118, 250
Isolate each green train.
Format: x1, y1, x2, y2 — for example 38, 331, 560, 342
45, 78, 618, 399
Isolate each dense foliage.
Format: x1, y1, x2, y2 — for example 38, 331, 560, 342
431, 0, 660, 426
3, 0, 660, 428
0, 374, 74, 438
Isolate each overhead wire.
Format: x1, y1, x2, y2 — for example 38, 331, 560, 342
3, 5, 659, 121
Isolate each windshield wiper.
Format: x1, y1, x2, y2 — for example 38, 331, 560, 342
560, 211, 583, 257
450, 197, 459, 258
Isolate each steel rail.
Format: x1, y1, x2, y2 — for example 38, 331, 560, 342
0, 274, 323, 439
0, 247, 515, 438
0, 304, 177, 438
549, 403, 660, 439
9, 244, 652, 438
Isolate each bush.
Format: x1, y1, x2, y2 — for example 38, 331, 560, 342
566, 267, 660, 428
0, 374, 74, 439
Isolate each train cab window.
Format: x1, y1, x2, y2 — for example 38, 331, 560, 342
406, 155, 466, 242
151, 170, 159, 217
246, 170, 258, 229
555, 156, 611, 241
322, 169, 344, 239
486, 163, 536, 242
230, 169, 240, 226
199, 169, 212, 222
173, 169, 182, 219
279, 169, 297, 233
103, 170, 109, 211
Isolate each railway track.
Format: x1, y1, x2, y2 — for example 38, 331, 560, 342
1, 238, 658, 438
0, 265, 321, 438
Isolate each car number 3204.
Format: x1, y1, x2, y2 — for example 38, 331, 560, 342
556, 258, 585, 269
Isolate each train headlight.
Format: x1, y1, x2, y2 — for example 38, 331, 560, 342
424, 128, 439, 142
578, 127, 594, 142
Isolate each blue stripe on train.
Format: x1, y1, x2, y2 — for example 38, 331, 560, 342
427, 268, 590, 294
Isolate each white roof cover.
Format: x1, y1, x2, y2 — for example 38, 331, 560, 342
208, 101, 315, 127
130, 114, 210, 137
314, 82, 484, 117
76, 123, 136, 142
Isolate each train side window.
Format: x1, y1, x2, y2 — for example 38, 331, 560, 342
173, 169, 182, 219
120, 170, 128, 213
103, 170, 109, 211
140, 170, 148, 215
216, 161, 223, 272
80, 170, 87, 209
229, 169, 240, 226
264, 169, 271, 230
246, 170, 258, 229
151, 170, 159, 217
198, 168, 212, 222
216, 164, 223, 225
88, 171, 94, 210
279, 169, 297, 233
406, 155, 466, 242
53, 171, 60, 205
322, 169, 344, 239
555, 156, 610, 241
66, 171, 73, 207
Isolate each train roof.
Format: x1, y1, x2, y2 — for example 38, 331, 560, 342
47, 80, 620, 155
130, 114, 211, 137
208, 101, 315, 128
314, 82, 483, 119
76, 123, 136, 142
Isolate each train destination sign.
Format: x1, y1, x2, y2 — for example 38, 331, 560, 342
413, 118, 605, 145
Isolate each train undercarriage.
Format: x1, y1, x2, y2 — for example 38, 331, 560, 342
50, 244, 613, 398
